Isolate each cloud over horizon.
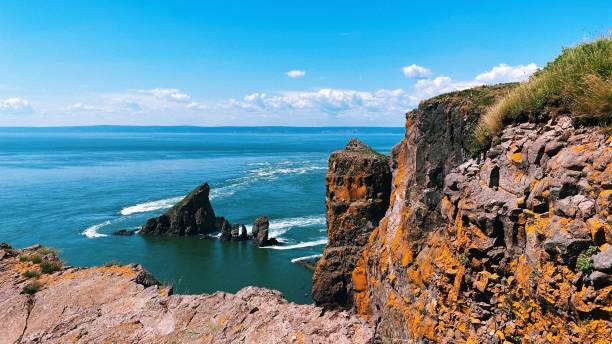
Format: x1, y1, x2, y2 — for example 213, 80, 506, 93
0, 97, 34, 115
229, 63, 538, 117
2, 62, 538, 125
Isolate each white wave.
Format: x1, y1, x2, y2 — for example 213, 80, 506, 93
119, 183, 245, 216
290, 254, 323, 263
119, 161, 325, 216
120, 196, 184, 215
264, 239, 328, 250
248, 164, 326, 180
245, 214, 326, 237
82, 220, 111, 238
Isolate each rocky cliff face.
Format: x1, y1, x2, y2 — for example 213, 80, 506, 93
141, 183, 221, 235
312, 139, 391, 308
352, 86, 611, 342
0, 244, 374, 344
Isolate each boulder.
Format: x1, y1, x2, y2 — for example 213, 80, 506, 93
113, 229, 138, 236
230, 224, 248, 241
217, 217, 233, 241
251, 216, 278, 246
592, 246, 612, 272
589, 271, 611, 288
140, 183, 221, 236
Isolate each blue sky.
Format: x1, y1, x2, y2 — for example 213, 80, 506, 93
0, 1, 610, 126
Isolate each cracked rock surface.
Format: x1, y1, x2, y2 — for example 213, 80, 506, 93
354, 85, 611, 343
0, 245, 373, 344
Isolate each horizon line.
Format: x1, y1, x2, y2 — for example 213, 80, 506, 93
0, 124, 404, 129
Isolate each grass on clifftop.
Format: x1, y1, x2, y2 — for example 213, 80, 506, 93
474, 36, 612, 151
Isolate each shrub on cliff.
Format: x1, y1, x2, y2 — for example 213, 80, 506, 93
22, 270, 41, 279
474, 36, 612, 150
22, 281, 41, 295
40, 260, 63, 274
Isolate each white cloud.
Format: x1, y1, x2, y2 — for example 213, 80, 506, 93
61, 102, 109, 113
285, 70, 306, 78
229, 88, 418, 115
229, 62, 537, 116
413, 76, 479, 99
402, 64, 432, 78
474, 63, 538, 84
136, 88, 191, 103
187, 101, 206, 111
0, 97, 34, 115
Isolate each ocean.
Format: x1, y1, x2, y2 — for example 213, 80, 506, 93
0, 126, 403, 303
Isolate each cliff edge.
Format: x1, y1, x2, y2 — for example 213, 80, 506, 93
0, 244, 373, 344
352, 86, 611, 342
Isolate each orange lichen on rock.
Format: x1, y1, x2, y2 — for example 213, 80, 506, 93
352, 255, 370, 318
352, 92, 612, 343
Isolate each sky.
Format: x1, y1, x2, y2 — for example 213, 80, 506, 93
0, 1, 610, 127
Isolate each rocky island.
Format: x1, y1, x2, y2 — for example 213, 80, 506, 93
140, 183, 280, 245
140, 182, 221, 236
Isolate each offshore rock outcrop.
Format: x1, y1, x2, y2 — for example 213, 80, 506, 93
353, 85, 611, 342
312, 139, 391, 308
251, 216, 279, 247
0, 244, 374, 343
141, 183, 222, 236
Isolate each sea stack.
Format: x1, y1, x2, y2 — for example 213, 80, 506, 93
140, 183, 221, 235
252, 216, 279, 246
312, 138, 392, 308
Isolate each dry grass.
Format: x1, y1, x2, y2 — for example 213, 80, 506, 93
474, 36, 612, 150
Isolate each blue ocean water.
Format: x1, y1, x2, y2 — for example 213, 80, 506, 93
0, 126, 403, 303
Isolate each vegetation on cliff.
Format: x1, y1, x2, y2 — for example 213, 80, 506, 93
474, 36, 612, 150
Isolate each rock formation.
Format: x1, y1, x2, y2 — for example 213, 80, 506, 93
312, 138, 391, 308
251, 216, 279, 246
350, 85, 611, 342
0, 244, 373, 343
140, 183, 221, 235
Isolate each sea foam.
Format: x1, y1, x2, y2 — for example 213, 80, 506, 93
290, 253, 323, 263
82, 220, 111, 238
264, 239, 328, 250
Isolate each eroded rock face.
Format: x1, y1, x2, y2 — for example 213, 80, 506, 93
312, 139, 391, 308
355, 85, 611, 342
141, 183, 219, 235
0, 244, 374, 344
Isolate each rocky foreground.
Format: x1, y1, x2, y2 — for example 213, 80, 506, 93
0, 244, 373, 344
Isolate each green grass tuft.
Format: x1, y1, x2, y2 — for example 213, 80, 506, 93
36, 247, 59, 256
40, 260, 63, 274
22, 281, 41, 295
474, 36, 612, 151
19, 254, 43, 264
22, 270, 41, 279
576, 246, 598, 273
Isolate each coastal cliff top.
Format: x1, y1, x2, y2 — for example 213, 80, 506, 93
0, 243, 373, 343
332, 138, 388, 160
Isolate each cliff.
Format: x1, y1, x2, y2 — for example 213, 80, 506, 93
351, 86, 611, 342
0, 244, 373, 343
312, 139, 391, 308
